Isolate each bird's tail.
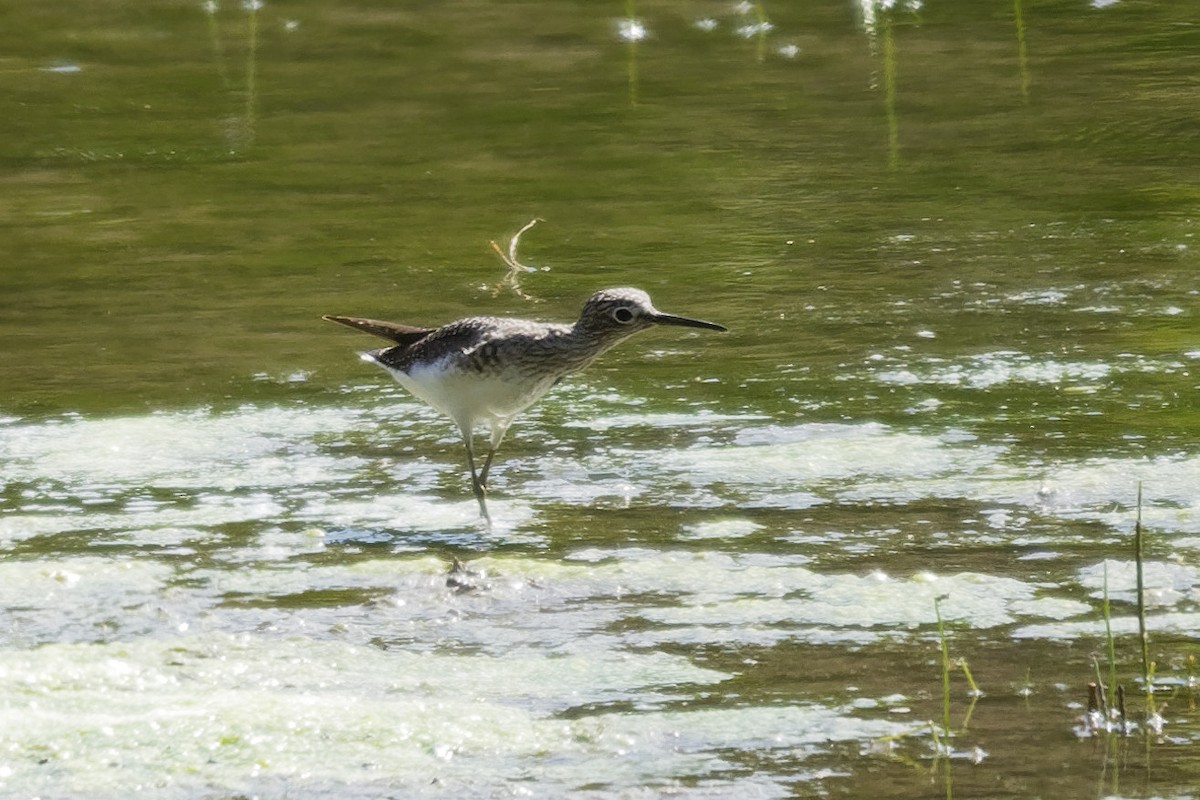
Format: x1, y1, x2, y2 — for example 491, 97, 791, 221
322, 315, 432, 347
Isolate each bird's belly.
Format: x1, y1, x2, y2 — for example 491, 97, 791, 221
384, 359, 555, 424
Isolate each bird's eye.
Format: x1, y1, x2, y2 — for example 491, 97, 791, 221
612, 307, 635, 324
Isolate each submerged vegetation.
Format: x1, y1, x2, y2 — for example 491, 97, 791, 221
1081, 485, 1185, 743
871, 485, 1198, 797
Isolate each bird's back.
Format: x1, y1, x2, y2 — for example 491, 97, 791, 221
369, 317, 571, 375
363, 317, 578, 426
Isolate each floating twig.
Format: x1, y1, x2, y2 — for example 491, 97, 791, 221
490, 217, 545, 301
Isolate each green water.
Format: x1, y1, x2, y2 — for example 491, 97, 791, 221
3, 1, 1200, 798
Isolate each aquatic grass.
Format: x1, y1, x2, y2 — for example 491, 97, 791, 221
931, 597, 983, 734
735, 1, 773, 63
618, 0, 644, 107
1012, 0, 1030, 100
927, 722, 953, 800
243, 0, 260, 143
615, 0, 800, 76
955, 659, 981, 698
934, 594, 952, 737
858, 0, 925, 168
872, 595, 986, 792
199, 0, 260, 150
1014, 667, 1034, 700
1188, 653, 1197, 709
955, 658, 982, 731
933, 596, 958, 799
881, 13, 898, 169
1128, 485, 1167, 733
1103, 560, 1117, 711
1134, 482, 1151, 702
1079, 484, 1169, 739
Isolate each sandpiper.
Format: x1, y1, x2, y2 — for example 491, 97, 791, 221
324, 287, 726, 522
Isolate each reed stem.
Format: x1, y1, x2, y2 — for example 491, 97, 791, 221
1134, 483, 1150, 695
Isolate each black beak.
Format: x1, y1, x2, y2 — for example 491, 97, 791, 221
650, 312, 728, 332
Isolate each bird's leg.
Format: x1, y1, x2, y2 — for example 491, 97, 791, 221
461, 428, 492, 525
477, 419, 512, 489
478, 450, 495, 491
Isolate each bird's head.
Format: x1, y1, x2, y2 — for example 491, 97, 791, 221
576, 287, 727, 336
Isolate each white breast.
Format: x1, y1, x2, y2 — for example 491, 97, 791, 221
376, 355, 558, 432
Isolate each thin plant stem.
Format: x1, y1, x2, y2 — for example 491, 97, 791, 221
1103, 560, 1117, 706
1134, 483, 1150, 695
1116, 684, 1128, 736
246, 1, 260, 130
625, 0, 638, 106
1091, 658, 1108, 718
934, 595, 951, 735
956, 658, 981, 697
1187, 653, 1197, 711
752, 1, 769, 63
882, 14, 899, 168
1013, 0, 1030, 100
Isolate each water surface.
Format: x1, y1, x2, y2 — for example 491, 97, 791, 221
2, 1, 1199, 797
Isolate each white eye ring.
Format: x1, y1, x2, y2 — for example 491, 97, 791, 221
612, 307, 635, 324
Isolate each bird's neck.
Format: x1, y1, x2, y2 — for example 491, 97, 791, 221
558, 322, 638, 372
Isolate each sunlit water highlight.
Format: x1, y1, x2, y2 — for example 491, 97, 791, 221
3, 386, 1199, 796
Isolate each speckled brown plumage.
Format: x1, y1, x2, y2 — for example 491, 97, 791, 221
324, 287, 726, 523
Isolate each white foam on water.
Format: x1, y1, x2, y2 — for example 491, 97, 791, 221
0, 557, 177, 645
139, 546, 1096, 660
3, 401, 1198, 795
519, 456, 647, 506
679, 518, 765, 540
8, 404, 1195, 549
1005, 289, 1071, 305
570, 418, 1200, 538
1076, 559, 1200, 605
414, 551, 1091, 649
681, 423, 1004, 485
636, 568, 1090, 638
873, 351, 1113, 389
1013, 610, 1200, 641
618, 422, 1009, 510
303, 551, 820, 655
564, 409, 768, 432
298, 493, 535, 537
0, 406, 366, 489
199, 554, 456, 601
0, 404, 522, 545
0, 494, 286, 544
0, 631, 911, 798
1029, 455, 1200, 533
0, 556, 168, 600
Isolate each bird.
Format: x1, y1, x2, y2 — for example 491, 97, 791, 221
323, 287, 727, 522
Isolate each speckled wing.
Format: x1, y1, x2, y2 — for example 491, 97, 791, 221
371, 319, 496, 373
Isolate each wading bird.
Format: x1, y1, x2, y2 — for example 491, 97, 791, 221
324, 287, 726, 523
